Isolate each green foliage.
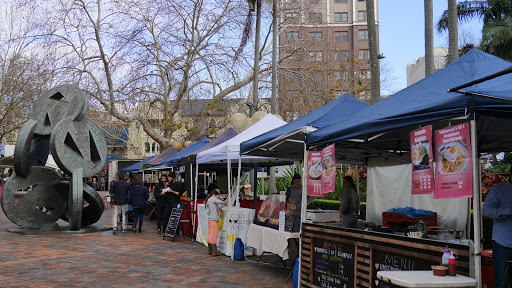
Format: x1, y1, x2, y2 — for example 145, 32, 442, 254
274, 165, 303, 192
257, 177, 269, 195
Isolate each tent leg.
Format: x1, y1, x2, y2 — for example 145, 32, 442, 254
237, 156, 242, 208
470, 120, 482, 286
253, 164, 258, 210
298, 143, 308, 288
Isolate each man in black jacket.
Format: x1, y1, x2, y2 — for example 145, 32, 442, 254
162, 172, 184, 235
112, 173, 131, 233
154, 174, 168, 235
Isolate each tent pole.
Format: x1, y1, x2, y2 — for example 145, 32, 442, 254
298, 142, 308, 288
237, 156, 242, 208
190, 163, 194, 231
227, 154, 234, 260
253, 163, 258, 210
470, 120, 482, 286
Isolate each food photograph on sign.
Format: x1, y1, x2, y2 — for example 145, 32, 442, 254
412, 141, 430, 170
308, 159, 323, 179
322, 155, 335, 177
437, 140, 468, 174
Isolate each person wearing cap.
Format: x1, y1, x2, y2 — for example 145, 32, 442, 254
154, 174, 168, 235
286, 174, 303, 233
162, 172, 184, 234
483, 169, 512, 288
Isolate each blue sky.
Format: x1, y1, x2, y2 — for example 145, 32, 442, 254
379, 0, 483, 95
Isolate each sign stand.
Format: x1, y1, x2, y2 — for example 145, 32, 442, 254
163, 207, 185, 242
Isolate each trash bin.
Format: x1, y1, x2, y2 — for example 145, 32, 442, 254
481, 249, 494, 288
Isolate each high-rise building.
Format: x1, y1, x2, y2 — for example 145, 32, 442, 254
406, 47, 449, 86
279, 0, 379, 118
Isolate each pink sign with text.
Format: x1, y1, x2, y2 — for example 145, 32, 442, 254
434, 123, 473, 199
410, 126, 433, 195
307, 144, 336, 196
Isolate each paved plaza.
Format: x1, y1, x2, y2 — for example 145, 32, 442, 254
0, 204, 294, 288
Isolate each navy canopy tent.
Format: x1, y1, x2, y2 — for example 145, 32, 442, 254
141, 146, 178, 170
307, 49, 512, 160
240, 93, 367, 160
120, 156, 155, 173
150, 137, 210, 169
177, 128, 238, 167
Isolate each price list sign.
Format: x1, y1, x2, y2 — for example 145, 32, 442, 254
313, 238, 354, 288
307, 144, 336, 196
434, 123, 473, 199
410, 126, 433, 195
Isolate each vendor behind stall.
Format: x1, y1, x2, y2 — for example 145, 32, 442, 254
340, 176, 360, 228
286, 174, 302, 232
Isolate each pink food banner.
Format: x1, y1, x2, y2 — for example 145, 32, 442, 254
307, 144, 336, 196
410, 125, 433, 195
434, 123, 473, 199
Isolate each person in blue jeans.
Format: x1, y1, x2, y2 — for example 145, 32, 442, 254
483, 170, 512, 288
129, 177, 149, 233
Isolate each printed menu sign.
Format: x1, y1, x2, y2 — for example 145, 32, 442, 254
313, 238, 354, 288
434, 123, 473, 199
410, 126, 433, 195
307, 144, 336, 196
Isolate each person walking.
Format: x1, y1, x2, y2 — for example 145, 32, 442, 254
482, 169, 512, 288
206, 189, 227, 256
128, 177, 149, 233
162, 172, 184, 235
340, 175, 360, 228
154, 174, 168, 235
111, 173, 131, 233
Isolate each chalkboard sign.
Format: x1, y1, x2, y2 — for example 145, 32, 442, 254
372, 248, 437, 288
313, 237, 355, 288
284, 207, 295, 232
163, 208, 183, 242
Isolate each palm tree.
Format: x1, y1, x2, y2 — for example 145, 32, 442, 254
448, 0, 459, 63
366, 0, 380, 104
437, 0, 512, 61
425, 0, 434, 77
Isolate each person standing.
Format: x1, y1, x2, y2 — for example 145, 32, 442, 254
92, 177, 100, 191
129, 177, 149, 233
154, 174, 168, 235
340, 176, 360, 228
112, 173, 131, 233
162, 172, 184, 234
482, 170, 512, 288
109, 177, 117, 194
286, 174, 303, 233
206, 189, 227, 256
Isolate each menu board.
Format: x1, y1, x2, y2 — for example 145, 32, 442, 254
372, 248, 437, 288
307, 144, 336, 196
434, 123, 473, 199
163, 208, 183, 241
313, 238, 355, 288
410, 126, 433, 195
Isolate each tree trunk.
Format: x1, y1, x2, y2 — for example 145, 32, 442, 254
271, 0, 278, 114
251, 0, 262, 116
424, 0, 434, 77
448, 0, 458, 63
366, 0, 380, 104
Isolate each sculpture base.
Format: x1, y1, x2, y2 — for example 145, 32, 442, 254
7, 225, 110, 235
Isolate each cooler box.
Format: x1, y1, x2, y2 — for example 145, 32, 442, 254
481, 249, 494, 288
382, 212, 437, 227
306, 210, 340, 223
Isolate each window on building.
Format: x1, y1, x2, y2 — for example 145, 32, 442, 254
285, 12, 299, 24
151, 142, 158, 154
309, 51, 323, 62
336, 50, 349, 61
335, 31, 349, 42
149, 119, 160, 129
342, 71, 349, 81
358, 11, 367, 21
359, 49, 369, 60
308, 31, 323, 40
286, 0, 298, 3
309, 12, 322, 24
334, 12, 348, 22
286, 31, 299, 41
334, 0, 348, 3
335, 71, 342, 81
361, 70, 371, 80
358, 0, 365, 2
310, 0, 321, 3
145, 142, 150, 153
358, 29, 368, 40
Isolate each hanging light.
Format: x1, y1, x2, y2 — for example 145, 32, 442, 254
230, 113, 247, 130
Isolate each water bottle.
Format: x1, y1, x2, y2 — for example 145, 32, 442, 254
448, 252, 457, 276
441, 245, 451, 267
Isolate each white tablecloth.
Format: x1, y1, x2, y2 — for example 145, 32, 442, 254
195, 204, 255, 256
246, 224, 300, 260
377, 271, 477, 287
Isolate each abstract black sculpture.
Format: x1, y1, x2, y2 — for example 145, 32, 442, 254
1, 84, 107, 230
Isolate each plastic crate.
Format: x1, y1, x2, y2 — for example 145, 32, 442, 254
382, 212, 437, 227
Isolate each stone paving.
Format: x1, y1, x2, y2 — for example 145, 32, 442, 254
0, 203, 294, 288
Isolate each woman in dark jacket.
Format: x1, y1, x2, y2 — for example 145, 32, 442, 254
129, 178, 149, 233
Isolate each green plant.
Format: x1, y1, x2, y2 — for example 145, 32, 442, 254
307, 199, 367, 221
275, 164, 303, 192
257, 177, 269, 195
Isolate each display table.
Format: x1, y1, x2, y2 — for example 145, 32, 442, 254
195, 204, 255, 257
377, 271, 477, 287
306, 209, 340, 223
246, 224, 300, 260
146, 200, 156, 219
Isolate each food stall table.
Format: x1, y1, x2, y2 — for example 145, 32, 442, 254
246, 224, 300, 261
377, 271, 477, 287
146, 200, 156, 219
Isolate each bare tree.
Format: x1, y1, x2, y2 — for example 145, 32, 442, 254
36, 0, 273, 149
0, 0, 55, 143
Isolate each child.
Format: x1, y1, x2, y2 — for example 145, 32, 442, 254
206, 189, 227, 256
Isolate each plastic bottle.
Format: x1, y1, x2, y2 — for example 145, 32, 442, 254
442, 245, 451, 267
448, 252, 457, 276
